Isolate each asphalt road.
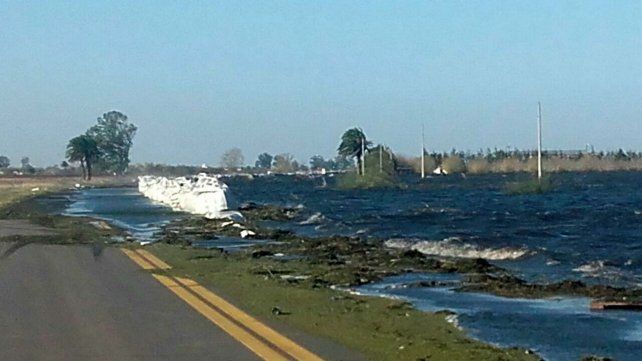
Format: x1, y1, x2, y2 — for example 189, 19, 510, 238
0, 219, 57, 237
0, 242, 261, 361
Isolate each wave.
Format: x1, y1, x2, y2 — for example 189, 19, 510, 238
572, 260, 642, 286
385, 237, 530, 260
573, 260, 609, 274
299, 212, 325, 225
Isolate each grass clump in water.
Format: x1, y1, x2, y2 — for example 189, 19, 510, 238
336, 147, 404, 189
335, 171, 400, 189
505, 175, 554, 195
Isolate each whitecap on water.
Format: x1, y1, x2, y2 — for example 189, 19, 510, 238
385, 237, 530, 260
299, 212, 325, 225
572, 260, 642, 286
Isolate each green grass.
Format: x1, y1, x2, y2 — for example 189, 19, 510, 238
149, 243, 539, 361
504, 175, 554, 195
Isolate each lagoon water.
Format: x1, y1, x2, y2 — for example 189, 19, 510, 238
357, 274, 642, 361
227, 172, 642, 288
65, 171, 642, 360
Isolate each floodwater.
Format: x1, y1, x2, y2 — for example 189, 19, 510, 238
357, 273, 642, 361
63, 187, 177, 241
64, 171, 642, 360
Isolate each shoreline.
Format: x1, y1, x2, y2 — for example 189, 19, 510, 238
0, 188, 541, 361
146, 242, 542, 361
5, 179, 637, 360
160, 211, 642, 302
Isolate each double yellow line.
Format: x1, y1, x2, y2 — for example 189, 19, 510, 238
121, 248, 324, 361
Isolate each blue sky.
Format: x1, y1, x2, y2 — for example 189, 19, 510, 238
1, 1, 641, 166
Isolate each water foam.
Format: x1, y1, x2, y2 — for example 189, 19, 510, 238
572, 260, 636, 283
300, 212, 325, 225
385, 237, 530, 260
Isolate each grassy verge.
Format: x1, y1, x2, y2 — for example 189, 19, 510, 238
0, 176, 133, 210
148, 243, 538, 361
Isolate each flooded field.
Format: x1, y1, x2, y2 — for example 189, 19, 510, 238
64, 171, 642, 360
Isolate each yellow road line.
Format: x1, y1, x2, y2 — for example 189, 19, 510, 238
121, 248, 324, 361
120, 248, 155, 270
135, 249, 172, 269
153, 274, 290, 361
174, 276, 324, 361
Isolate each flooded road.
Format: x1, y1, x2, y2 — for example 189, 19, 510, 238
65, 171, 642, 360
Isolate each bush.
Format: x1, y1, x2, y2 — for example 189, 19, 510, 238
336, 171, 400, 189
398, 155, 438, 175
363, 148, 397, 176
441, 155, 466, 174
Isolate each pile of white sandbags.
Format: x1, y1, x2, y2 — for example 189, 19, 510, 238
138, 173, 243, 220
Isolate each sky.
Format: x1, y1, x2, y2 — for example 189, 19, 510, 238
0, 0, 641, 167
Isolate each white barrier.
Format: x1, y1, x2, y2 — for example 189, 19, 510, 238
138, 174, 243, 220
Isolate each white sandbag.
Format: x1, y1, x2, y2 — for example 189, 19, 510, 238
137, 174, 243, 220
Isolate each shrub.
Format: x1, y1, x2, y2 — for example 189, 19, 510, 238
441, 155, 466, 174
336, 171, 399, 189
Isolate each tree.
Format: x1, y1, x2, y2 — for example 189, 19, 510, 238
338, 128, 371, 175
66, 135, 100, 180
20, 157, 35, 174
0, 156, 9, 168
87, 111, 137, 174
220, 147, 245, 168
273, 153, 296, 173
332, 155, 353, 170
60, 161, 69, 169
309, 155, 326, 170
255, 153, 273, 169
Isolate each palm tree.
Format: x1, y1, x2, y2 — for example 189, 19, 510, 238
66, 135, 100, 180
338, 128, 371, 175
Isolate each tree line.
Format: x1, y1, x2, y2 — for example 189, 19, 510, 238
66, 111, 137, 180
218, 149, 353, 173
4, 122, 642, 178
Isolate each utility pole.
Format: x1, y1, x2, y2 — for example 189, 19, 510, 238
537, 102, 543, 181
361, 136, 366, 176
421, 124, 426, 179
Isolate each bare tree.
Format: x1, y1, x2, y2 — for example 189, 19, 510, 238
272, 153, 296, 173
220, 148, 245, 168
